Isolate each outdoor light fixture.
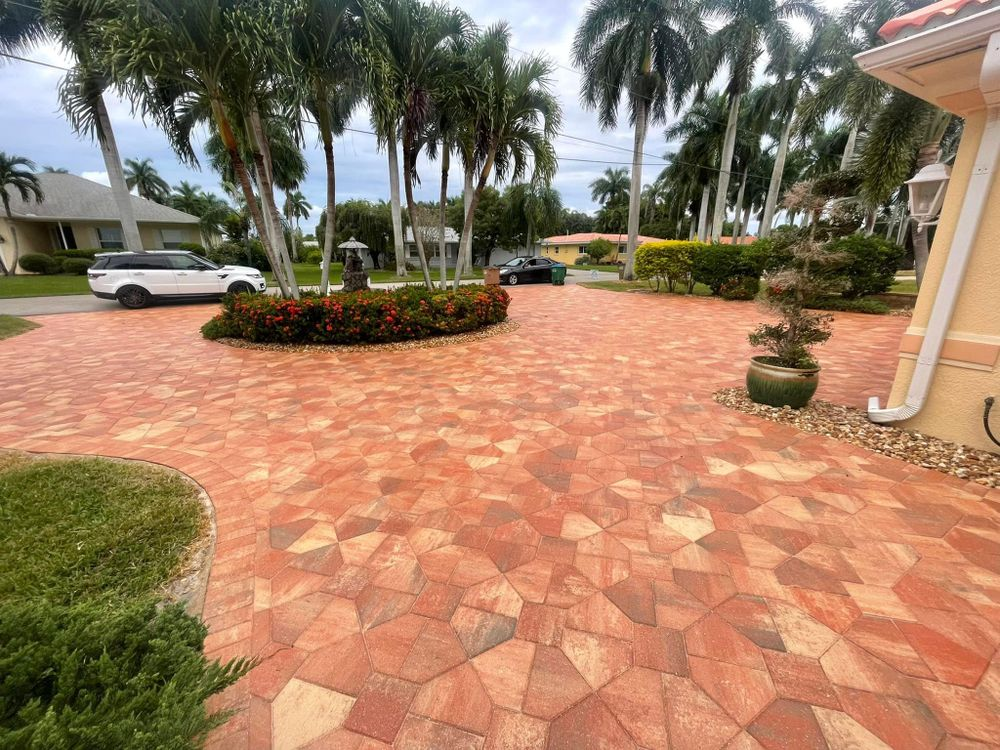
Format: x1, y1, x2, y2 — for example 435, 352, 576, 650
905, 162, 951, 230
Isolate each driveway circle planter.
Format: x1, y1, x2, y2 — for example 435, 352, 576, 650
746, 355, 819, 409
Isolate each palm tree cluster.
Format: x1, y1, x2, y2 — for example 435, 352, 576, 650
1, 0, 561, 296
575, 0, 956, 287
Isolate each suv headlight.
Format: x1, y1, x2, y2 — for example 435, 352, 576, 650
249, 273, 263, 279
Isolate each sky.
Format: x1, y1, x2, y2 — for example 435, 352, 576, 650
0, 0, 833, 233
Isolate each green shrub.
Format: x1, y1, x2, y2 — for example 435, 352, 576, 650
634, 240, 702, 292
740, 238, 774, 276
206, 241, 271, 271
573, 254, 591, 266
827, 235, 905, 298
0, 599, 249, 749
52, 248, 101, 260
304, 249, 324, 264
178, 242, 205, 253
204, 285, 510, 344
808, 296, 891, 315
587, 238, 614, 264
691, 243, 745, 294
17, 253, 60, 274
61, 258, 92, 275
720, 275, 760, 300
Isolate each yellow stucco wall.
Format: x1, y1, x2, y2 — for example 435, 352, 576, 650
542, 243, 622, 264
0, 219, 201, 271
886, 109, 1000, 453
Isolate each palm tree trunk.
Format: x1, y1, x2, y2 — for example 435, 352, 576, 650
624, 97, 648, 280
387, 129, 407, 277
732, 167, 748, 244
287, 197, 298, 262
760, 117, 793, 239
249, 109, 299, 299
840, 125, 858, 170
740, 204, 752, 243
462, 165, 474, 267
4, 211, 21, 275
320, 122, 337, 295
711, 92, 742, 243
401, 130, 434, 289
439, 146, 449, 289
96, 94, 143, 253
697, 184, 710, 242
210, 100, 289, 297
453, 148, 496, 290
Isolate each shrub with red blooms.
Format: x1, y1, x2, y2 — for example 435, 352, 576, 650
201, 285, 510, 344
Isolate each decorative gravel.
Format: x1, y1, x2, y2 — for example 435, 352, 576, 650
214, 319, 520, 354
715, 387, 1000, 488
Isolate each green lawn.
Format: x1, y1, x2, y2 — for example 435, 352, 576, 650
579, 279, 713, 295
0, 315, 40, 340
267, 262, 483, 288
0, 274, 90, 298
567, 264, 620, 273
890, 279, 918, 294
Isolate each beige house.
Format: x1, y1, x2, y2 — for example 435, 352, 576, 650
0, 173, 202, 272
856, 0, 1000, 452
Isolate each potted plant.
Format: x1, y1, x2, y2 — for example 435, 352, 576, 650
746, 183, 843, 408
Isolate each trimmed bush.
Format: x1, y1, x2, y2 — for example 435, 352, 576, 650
808, 296, 891, 315
206, 241, 271, 271
178, 242, 206, 253
634, 240, 702, 292
720, 275, 760, 300
827, 235, 905, 299
691, 243, 744, 294
53, 248, 101, 260
587, 238, 614, 264
573, 254, 591, 266
0, 599, 248, 748
61, 258, 92, 275
17, 253, 60, 275
203, 285, 511, 344
304, 249, 324, 264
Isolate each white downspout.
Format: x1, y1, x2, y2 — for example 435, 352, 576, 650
869, 32, 1000, 423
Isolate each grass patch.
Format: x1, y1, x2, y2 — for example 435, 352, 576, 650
579, 279, 713, 295
568, 264, 620, 272
0, 452, 247, 747
890, 279, 918, 294
0, 274, 90, 298
0, 315, 39, 340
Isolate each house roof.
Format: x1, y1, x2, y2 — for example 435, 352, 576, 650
541, 232, 664, 246
6, 173, 199, 224
879, 0, 994, 40
405, 226, 460, 243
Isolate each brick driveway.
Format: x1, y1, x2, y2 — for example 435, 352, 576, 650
1, 285, 998, 749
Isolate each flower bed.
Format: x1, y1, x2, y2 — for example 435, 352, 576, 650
202, 285, 510, 344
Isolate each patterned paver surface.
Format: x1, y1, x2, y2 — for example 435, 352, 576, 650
1, 285, 998, 749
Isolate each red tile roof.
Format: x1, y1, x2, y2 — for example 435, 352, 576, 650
879, 0, 993, 40
541, 232, 664, 246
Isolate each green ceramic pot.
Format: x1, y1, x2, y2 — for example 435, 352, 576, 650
746, 356, 820, 409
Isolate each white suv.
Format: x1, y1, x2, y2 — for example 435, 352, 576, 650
88, 250, 266, 309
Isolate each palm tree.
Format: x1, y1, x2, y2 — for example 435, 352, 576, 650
589, 167, 630, 206
170, 181, 203, 216
105, 0, 299, 297
0, 153, 43, 276
289, 0, 362, 293
0, 0, 44, 57
367, 0, 472, 289
451, 25, 561, 289
196, 192, 232, 242
506, 182, 563, 254
45, 0, 144, 252
573, 0, 704, 279
284, 190, 310, 262
123, 157, 169, 203
700, 0, 820, 242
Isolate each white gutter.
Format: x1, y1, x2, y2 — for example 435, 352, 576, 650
869, 31, 1000, 422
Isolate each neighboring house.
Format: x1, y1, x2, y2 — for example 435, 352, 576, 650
540, 232, 664, 265
404, 226, 460, 267
489, 246, 537, 265
0, 173, 202, 272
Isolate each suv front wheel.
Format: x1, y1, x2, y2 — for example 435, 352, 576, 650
227, 281, 257, 295
116, 285, 151, 309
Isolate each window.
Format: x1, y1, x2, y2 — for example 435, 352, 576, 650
160, 229, 186, 249
98, 227, 124, 249
167, 254, 209, 271
129, 255, 172, 270
103, 254, 132, 270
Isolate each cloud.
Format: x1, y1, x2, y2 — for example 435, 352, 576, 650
80, 171, 110, 186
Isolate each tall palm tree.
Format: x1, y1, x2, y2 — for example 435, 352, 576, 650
0, 153, 43, 275
124, 157, 169, 202
367, 0, 472, 289
589, 167, 630, 206
0, 0, 44, 57
573, 0, 704, 279
42, 166, 69, 173
170, 181, 203, 216
506, 182, 563, 254
700, 0, 819, 242
106, 0, 299, 297
289, 0, 362, 293
45, 0, 144, 252
451, 24, 561, 289
284, 190, 310, 262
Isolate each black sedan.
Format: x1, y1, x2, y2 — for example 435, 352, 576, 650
498, 256, 565, 285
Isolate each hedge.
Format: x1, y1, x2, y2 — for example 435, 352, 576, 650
61, 258, 92, 275
203, 284, 510, 344
634, 240, 702, 292
17, 253, 60, 274
827, 235, 905, 298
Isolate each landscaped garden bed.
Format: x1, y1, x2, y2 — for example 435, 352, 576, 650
0, 451, 248, 747
715, 388, 1000, 487
202, 284, 511, 346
